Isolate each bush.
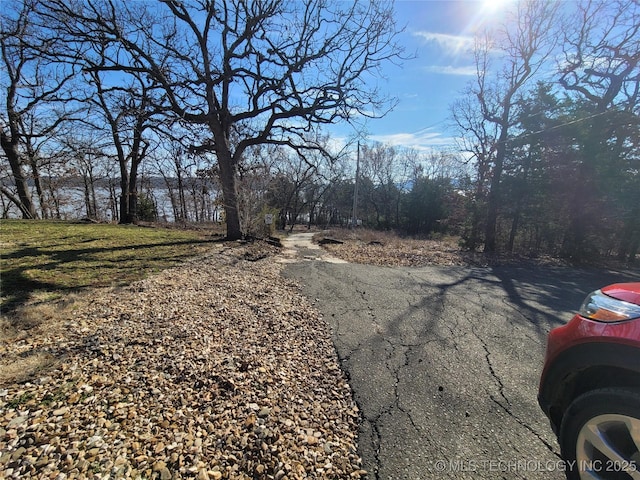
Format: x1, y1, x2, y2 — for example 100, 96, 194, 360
137, 194, 158, 222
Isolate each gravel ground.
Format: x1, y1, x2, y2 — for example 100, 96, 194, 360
0, 242, 365, 480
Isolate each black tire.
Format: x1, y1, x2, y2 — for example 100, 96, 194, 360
559, 388, 640, 480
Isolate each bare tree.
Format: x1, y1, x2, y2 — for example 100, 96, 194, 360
262, 139, 334, 232
451, 91, 497, 249
1, 0, 79, 218
453, 1, 559, 252
42, 0, 403, 239
82, 66, 159, 224
62, 138, 106, 220
559, 0, 640, 114
153, 146, 190, 223
358, 143, 415, 229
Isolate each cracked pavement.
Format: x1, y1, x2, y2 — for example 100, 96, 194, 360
284, 254, 639, 479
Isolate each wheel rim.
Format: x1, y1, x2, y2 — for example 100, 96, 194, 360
576, 413, 640, 480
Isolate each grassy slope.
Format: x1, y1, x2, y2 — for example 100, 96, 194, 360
0, 220, 216, 312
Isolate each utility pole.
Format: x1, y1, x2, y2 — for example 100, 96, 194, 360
352, 141, 360, 228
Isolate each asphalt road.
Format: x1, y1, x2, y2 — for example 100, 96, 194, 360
283, 243, 640, 480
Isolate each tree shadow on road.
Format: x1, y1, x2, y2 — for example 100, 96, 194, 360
489, 265, 640, 327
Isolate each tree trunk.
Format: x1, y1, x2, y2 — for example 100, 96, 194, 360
1, 136, 38, 219
46, 179, 62, 220
159, 169, 178, 222
108, 179, 119, 222
484, 169, 501, 253
484, 121, 510, 253
191, 186, 200, 222
119, 159, 141, 224
508, 212, 520, 253
29, 156, 48, 219
90, 173, 98, 218
127, 193, 138, 223
178, 175, 186, 221
507, 151, 533, 253
217, 151, 242, 240
83, 176, 93, 218
119, 173, 132, 224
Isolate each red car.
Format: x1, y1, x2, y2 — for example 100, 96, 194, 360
538, 282, 640, 480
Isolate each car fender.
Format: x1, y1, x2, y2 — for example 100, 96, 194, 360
538, 341, 640, 433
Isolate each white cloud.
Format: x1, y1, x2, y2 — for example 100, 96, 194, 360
370, 128, 456, 151
423, 65, 478, 76
413, 31, 475, 55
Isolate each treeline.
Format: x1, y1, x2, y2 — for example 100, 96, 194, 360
451, 0, 639, 263
244, 145, 466, 236
1, 0, 638, 263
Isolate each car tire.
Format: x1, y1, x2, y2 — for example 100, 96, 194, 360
559, 388, 640, 480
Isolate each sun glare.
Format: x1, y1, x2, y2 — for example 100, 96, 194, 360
460, 0, 513, 34
481, 0, 513, 15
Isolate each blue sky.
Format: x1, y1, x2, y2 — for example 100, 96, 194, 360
333, 0, 511, 152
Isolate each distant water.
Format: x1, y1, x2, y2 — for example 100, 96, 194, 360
4, 186, 221, 223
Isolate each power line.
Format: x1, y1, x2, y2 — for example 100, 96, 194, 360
505, 110, 619, 145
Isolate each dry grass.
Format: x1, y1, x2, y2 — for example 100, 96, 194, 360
0, 289, 102, 384
314, 228, 480, 267
0, 350, 57, 386
314, 228, 572, 267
